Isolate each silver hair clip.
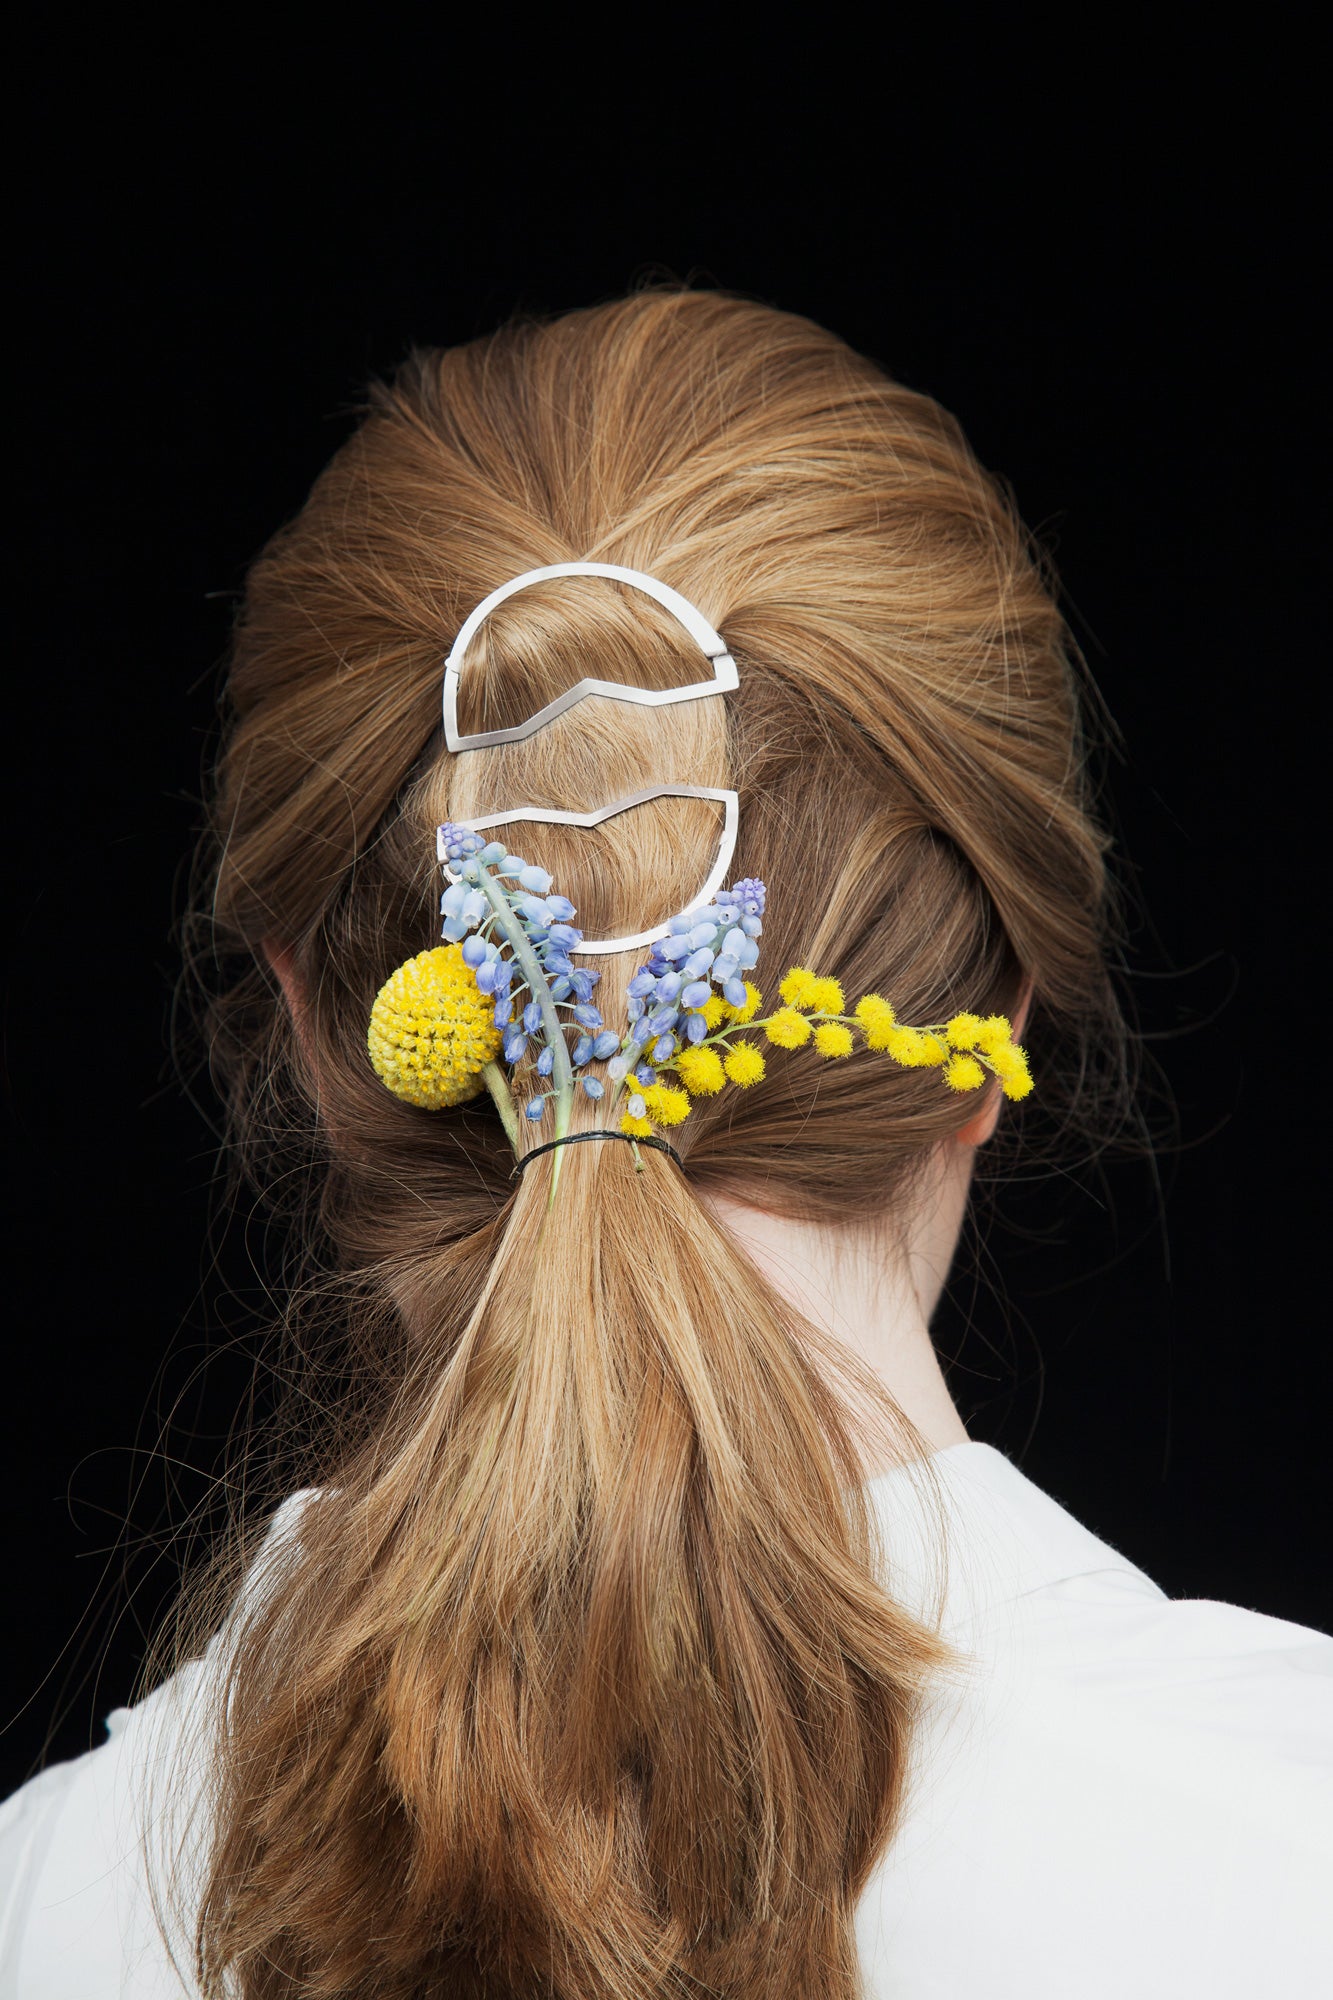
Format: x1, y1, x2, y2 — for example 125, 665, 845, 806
437, 785, 739, 955
442, 562, 738, 752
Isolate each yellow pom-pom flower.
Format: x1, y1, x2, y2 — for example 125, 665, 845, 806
699, 995, 727, 1029
989, 1042, 1034, 1101
675, 1045, 726, 1095
810, 976, 844, 1015
722, 980, 762, 1023
883, 1025, 925, 1065
779, 967, 819, 1007
620, 1111, 654, 1137
946, 1013, 983, 1050
943, 1052, 986, 1092
367, 945, 503, 1109
975, 1014, 1014, 1052
884, 1025, 949, 1068
814, 1022, 854, 1059
723, 1042, 766, 1087
641, 1083, 691, 1127
854, 994, 897, 1048
764, 1007, 814, 1048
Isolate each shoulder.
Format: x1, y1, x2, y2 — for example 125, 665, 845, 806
859, 1448, 1333, 1998
990, 1572, 1333, 1846
0, 1491, 319, 1997
0, 1674, 213, 1996
1025, 1563, 1332, 1704
989, 1476, 1333, 1823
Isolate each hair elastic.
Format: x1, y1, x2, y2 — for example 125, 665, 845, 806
511, 1130, 684, 1178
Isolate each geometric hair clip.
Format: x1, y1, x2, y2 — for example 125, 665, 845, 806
440, 784, 739, 956
442, 561, 739, 752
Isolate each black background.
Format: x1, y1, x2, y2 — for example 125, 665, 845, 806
3, 26, 1327, 1792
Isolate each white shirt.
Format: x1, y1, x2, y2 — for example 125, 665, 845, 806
3, 1442, 1330, 1997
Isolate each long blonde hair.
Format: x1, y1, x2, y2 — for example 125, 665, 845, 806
173, 290, 1128, 1997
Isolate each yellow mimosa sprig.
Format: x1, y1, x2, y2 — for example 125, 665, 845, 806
617, 967, 1032, 1138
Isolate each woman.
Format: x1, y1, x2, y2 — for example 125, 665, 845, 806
3, 291, 1328, 1998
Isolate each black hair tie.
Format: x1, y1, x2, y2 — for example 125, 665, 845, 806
511, 1131, 684, 1178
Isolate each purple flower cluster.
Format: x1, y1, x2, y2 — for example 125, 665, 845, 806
435, 829, 769, 1126
437, 824, 607, 1095
625, 878, 766, 1065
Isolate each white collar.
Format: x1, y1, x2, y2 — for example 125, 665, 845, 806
864, 1442, 1161, 1637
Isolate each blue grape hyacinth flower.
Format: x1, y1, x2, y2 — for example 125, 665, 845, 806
621, 877, 766, 1057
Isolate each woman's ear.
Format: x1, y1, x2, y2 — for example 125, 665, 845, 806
263, 940, 342, 1134
954, 973, 1034, 1149
263, 938, 322, 1076
263, 939, 302, 1019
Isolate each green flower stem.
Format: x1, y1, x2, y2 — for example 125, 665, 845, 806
481, 1060, 521, 1151
474, 865, 574, 1193
663, 1007, 844, 1059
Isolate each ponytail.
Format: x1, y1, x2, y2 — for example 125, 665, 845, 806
196, 1149, 949, 1994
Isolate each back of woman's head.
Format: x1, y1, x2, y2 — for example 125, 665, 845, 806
183, 289, 1127, 1998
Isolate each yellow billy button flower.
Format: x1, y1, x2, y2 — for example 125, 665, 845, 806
723, 1042, 766, 1086
620, 1111, 654, 1137
945, 1012, 983, 1050
854, 994, 897, 1048
813, 1022, 854, 1059
943, 1051, 987, 1091
675, 1045, 726, 1095
723, 980, 762, 1023
641, 1083, 691, 1127
779, 966, 819, 1007
765, 1007, 814, 1048
367, 945, 503, 1109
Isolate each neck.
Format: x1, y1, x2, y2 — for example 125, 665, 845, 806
704, 1152, 972, 1472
